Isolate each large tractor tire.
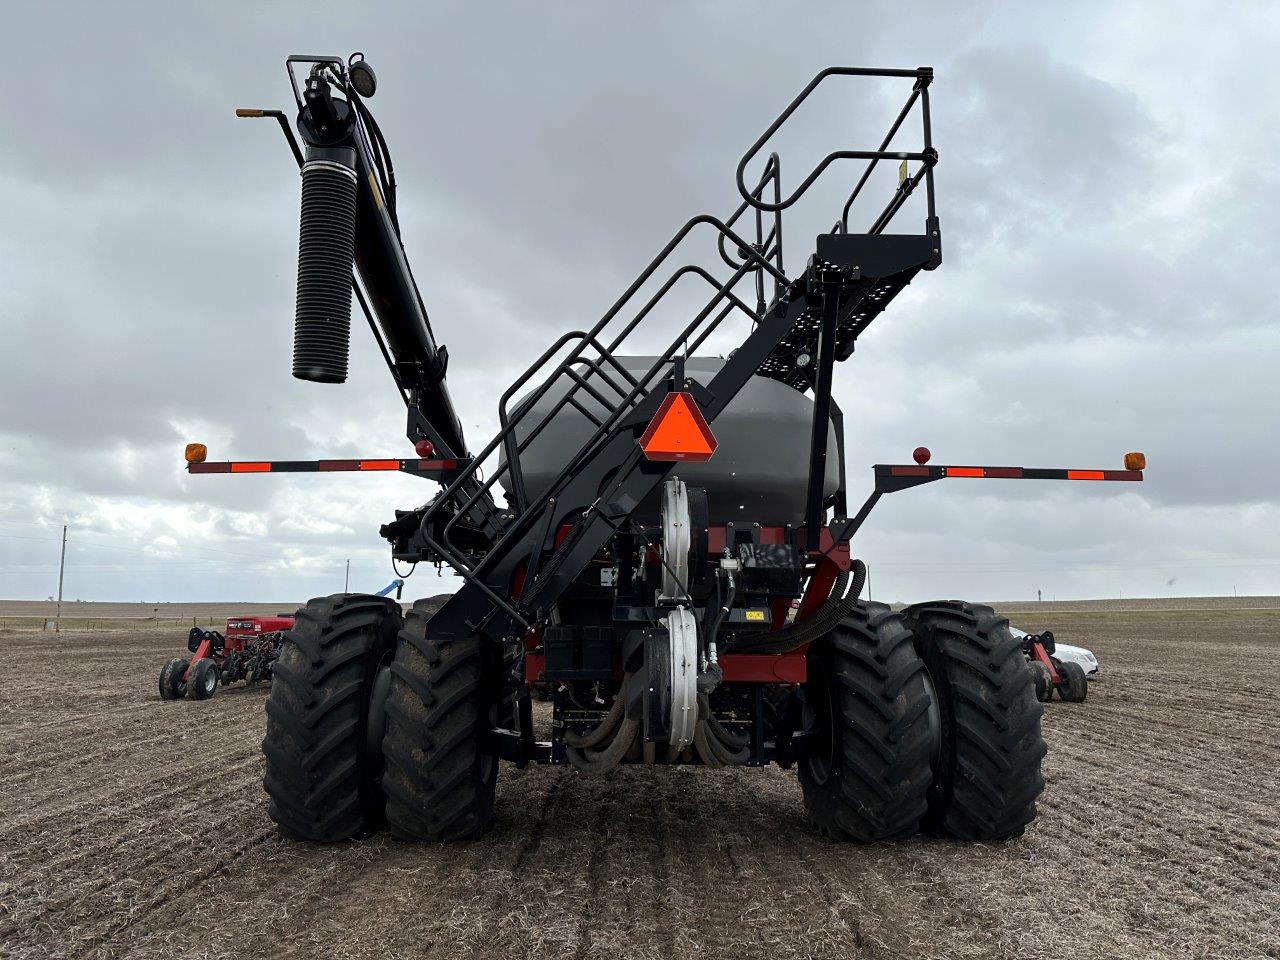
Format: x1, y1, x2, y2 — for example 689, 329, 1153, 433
1057, 661, 1088, 703
381, 599, 498, 842
186, 658, 220, 700
261, 594, 403, 842
158, 657, 189, 700
904, 601, 1046, 842
798, 601, 935, 842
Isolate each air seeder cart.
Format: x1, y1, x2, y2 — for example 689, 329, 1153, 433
188, 54, 1144, 843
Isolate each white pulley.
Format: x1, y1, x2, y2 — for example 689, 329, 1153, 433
665, 606, 699, 749
659, 478, 690, 602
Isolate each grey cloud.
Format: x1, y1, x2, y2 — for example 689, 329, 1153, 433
2, 2, 1276, 602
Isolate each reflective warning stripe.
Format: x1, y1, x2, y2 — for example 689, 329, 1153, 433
881, 465, 1143, 482
189, 459, 460, 475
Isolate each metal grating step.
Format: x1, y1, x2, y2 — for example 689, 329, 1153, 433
757, 232, 937, 390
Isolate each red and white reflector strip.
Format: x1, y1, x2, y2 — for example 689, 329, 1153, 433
879, 464, 1143, 482
189, 458, 460, 475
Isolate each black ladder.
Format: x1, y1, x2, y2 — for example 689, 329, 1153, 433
403, 67, 941, 647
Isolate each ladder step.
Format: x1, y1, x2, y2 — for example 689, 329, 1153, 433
757, 232, 936, 390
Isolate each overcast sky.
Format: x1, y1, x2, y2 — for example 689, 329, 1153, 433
2, 1, 1277, 604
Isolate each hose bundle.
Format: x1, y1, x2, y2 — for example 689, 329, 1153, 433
564, 674, 751, 772
727, 558, 867, 656
564, 675, 641, 773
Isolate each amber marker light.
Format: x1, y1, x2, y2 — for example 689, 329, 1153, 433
184, 443, 208, 464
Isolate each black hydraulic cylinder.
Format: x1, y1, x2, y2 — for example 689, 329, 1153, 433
293, 150, 358, 383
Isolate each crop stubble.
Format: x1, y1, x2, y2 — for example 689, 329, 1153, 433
1, 606, 1277, 959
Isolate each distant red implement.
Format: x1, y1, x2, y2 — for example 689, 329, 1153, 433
157, 614, 293, 701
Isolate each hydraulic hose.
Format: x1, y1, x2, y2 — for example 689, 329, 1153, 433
730, 559, 867, 655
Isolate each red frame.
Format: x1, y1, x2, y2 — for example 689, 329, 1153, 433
1029, 638, 1061, 686
181, 614, 294, 681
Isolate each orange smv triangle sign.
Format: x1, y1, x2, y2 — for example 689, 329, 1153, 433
639, 391, 718, 462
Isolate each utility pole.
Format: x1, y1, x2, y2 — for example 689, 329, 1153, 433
55, 524, 67, 633
344, 559, 350, 593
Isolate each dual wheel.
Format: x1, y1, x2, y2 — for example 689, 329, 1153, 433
261, 594, 497, 842
262, 594, 1048, 844
799, 600, 1047, 842
1030, 660, 1088, 703
158, 657, 220, 700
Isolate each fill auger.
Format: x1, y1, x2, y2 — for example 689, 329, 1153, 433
191, 54, 1144, 843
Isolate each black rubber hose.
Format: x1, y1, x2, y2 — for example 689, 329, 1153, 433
566, 717, 640, 773
729, 559, 867, 655
692, 720, 723, 767
707, 707, 751, 750
563, 677, 628, 749
697, 693, 750, 765
565, 675, 641, 772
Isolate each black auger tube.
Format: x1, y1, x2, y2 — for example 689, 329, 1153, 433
293, 154, 358, 383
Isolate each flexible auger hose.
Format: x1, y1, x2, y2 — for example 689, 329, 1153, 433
293, 157, 358, 384
729, 559, 867, 655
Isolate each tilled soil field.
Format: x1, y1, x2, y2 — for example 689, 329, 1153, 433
1, 606, 1277, 960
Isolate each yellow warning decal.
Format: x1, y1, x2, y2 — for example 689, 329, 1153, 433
898, 159, 909, 184
745, 610, 766, 622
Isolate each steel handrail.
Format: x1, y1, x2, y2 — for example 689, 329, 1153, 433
421, 67, 941, 617
464, 252, 761, 587
716, 153, 783, 276
439, 258, 765, 565
423, 216, 782, 578
491, 262, 763, 517
735, 66, 932, 214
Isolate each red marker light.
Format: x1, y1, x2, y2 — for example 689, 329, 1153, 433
414, 439, 435, 458
913, 446, 931, 465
